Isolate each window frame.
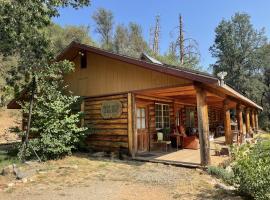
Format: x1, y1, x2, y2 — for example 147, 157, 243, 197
155, 103, 170, 130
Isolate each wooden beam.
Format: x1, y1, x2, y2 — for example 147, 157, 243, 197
128, 93, 135, 157
195, 86, 211, 166
236, 104, 244, 144
245, 108, 251, 137
224, 99, 232, 145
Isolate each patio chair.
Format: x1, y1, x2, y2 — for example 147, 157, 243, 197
154, 132, 171, 152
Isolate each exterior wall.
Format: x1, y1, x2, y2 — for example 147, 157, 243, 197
83, 93, 129, 152
134, 95, 176, 149
64, 52, 192, 97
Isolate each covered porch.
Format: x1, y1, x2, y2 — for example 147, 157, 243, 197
134, 136, 227, 168
129, 82, 261, 166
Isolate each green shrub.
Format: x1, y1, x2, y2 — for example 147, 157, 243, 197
231, 138, 270, 200
207, 166, 234, 185
17, 61, 91, 161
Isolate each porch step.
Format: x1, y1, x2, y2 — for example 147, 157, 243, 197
133, 157, 201, 168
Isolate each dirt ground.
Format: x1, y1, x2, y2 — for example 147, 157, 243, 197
0, 108, 21, 144
0, 154, 242, 200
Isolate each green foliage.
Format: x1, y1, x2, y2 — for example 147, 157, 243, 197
18, 61, 90, 161
207, 166, 234, 185
113, 23, 148, 57
46, 23, 95, 55
210, 12, 270, 130
210, 13, 267, 99
231, 138, 270, 200
92, 8, 114, 50
0, 0, 91, 104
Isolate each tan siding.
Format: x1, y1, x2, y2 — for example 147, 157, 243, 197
64, 52, 192, 96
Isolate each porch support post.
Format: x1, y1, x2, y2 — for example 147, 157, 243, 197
224, 100, 232, 145
245, 108, 251, 137
236, 104, 244, 144
195, 86, 210, 166
128, 92, 135, 157
251, 109, 256, 134
255, 110, 259, 133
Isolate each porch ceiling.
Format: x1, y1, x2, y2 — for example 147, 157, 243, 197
136, 84, 230, 109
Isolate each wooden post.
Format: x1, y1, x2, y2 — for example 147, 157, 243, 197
251, 109, 256, 134
223, 100, 232, 145
255, 111, 259, 133
195, 87, 210, 166
245, 108, 251, 137
128, 93, 135, 157
236, 104, 244, 144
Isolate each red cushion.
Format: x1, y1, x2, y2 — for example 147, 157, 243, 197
183, 136, 199, 150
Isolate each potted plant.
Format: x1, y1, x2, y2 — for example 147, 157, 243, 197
161, 128, 171, 141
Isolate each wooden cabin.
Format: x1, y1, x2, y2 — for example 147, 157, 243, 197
8, 42, 262, 166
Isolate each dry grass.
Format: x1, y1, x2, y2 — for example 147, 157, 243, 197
0, 154, 243, 200
0, 108, 21, 144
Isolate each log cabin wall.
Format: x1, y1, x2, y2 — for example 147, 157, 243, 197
83, 93, 129, 153
134, 95, 176, 149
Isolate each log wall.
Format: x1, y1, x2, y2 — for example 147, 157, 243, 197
84, 93, 129, 152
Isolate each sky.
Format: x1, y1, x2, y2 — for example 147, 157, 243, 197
53, 0, 270, 71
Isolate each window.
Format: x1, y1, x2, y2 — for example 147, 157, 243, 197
80, 51, 87, 69
186, 107, 195, 128
155, 103, 170, 129
136, 108, 146, 129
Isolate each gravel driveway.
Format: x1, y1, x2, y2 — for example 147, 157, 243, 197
0, 154, 242, 200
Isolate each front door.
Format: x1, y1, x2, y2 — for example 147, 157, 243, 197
136, 105, 149, 152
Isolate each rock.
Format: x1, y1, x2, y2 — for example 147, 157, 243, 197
1, 165, 13, 176
21, 178, 28, 183
119, 153, 131, 160
7, 182, 14, 187
110, 152, 119, 160
13, 165, 27, 180
91, 152, 105, 158
215, 181, 236, 191
59, 165, 78, 170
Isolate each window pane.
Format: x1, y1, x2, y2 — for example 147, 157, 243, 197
137, 109, 140, 118
141, 117, 146, 128
137, 118, 141, 129
141, 108, 145, 117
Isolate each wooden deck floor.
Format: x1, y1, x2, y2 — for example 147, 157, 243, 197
134, 137, 229, 168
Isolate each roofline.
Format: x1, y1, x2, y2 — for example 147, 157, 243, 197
56, 41, 219, 85
221, 84, 263, 110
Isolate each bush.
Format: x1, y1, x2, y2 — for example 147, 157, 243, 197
17, 61, 91, 161
207, 166, 234, 185
231, 138, 270, 200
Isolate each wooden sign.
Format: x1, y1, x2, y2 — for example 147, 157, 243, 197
101, 100, 122, 119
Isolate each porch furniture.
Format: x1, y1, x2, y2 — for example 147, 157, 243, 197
182, 136, 199, 150
152, 132, 171, 152
170, 133, 181, 150
216, 125, 224, 137
178, 125, 199, 150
